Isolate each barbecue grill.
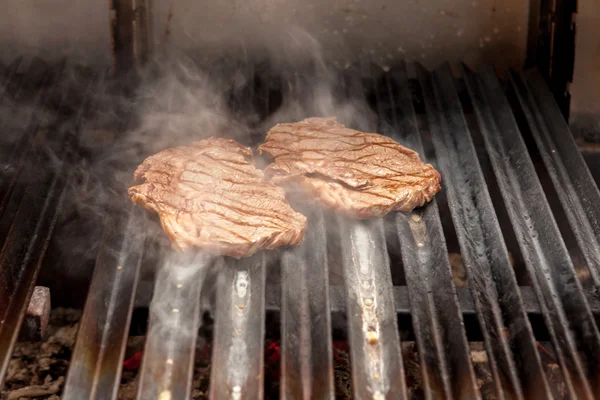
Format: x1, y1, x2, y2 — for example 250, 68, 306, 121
1, 1, 599, 399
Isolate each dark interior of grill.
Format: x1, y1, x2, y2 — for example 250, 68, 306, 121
1, 1, 600, 399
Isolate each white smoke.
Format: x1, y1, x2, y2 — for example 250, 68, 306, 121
2, 24, 379, 376
112, 31, 381, 387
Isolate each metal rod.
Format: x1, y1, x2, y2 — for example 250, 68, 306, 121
0, 59, 65, 223
136, 251, 208, 400
467, 64, 600, 399
63, 206, 145, 400
0, 69, 100, 387
337, 217, 407, 400
0, 57, 37, 121
209, 253, 266, 400
511, 70, 600, 289
0, 57, 24, 103
396, 203, 465, 399
280, 207, 334, 399
208, 65, 268, 400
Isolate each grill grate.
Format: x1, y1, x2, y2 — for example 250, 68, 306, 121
414, 64, 549, 398
465, 66, 600, 399
1, 59, 599, 399
0, 59, 100, 385
510, 71, 600, 288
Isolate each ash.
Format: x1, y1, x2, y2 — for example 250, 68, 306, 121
2, 308, 80, 400
2, 308, 566, 399
0, 308, 211, 400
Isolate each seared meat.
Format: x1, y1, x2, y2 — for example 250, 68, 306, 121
258, 117, 441, 218
128, 137, 306, 258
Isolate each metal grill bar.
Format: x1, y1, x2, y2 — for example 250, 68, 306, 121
465, 65, 600, 399
210, 254, 266, 399
337, 217, 406, 399
0, 57, 23, 102
373, 62, 480, 399
0, 60, 67, 250
280, 207, 334, 399
510, 70, 600, 288
0, 67, 99, 386
208, 68, 268, 399
136, 252, 207, 400
63, 206, 145, 400
0, 59, 65, 223
0, 58, 41, 115
418, 63, 552, 399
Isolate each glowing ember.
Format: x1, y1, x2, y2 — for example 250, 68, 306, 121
123, 351, 143, 371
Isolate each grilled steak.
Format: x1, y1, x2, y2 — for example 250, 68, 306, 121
258, 117, 441, 218
128, 137, 307, 258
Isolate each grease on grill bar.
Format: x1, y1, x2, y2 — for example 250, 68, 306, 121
209, 68, 268, 400
338, 217, 407, 399
136, 252, 207, 400
210, 254, 266, 399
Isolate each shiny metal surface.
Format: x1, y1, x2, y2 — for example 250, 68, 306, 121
338, 217, 406, 399
512, 70, 600, 289
280, 207, 334, 399
136, 252, 209, 400
414, 63, 551, 398
210, 253, 266, 400
63, 206, 145, 400
466, 64, 600, 398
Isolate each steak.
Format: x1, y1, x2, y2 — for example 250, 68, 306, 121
128, 137, 307, 258
258, 117, 441, 218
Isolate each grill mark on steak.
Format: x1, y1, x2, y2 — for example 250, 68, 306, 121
142, 185, 295, 230
283, 173, 400, 202
258, 117, 441, 218
198, 194, 296, 230
128, 137, 306, 258
304, 172, 372, 190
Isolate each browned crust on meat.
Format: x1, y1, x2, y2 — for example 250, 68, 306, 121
258, 117, 441, 218
128, 137, 307, 258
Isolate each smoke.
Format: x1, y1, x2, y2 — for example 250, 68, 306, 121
126, 30, 375, 325
253, 26, 378, 131
105, 27, 377, 394
1, 22, 380, 339
0, 22, 390, 397
0, 1, 111, 66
